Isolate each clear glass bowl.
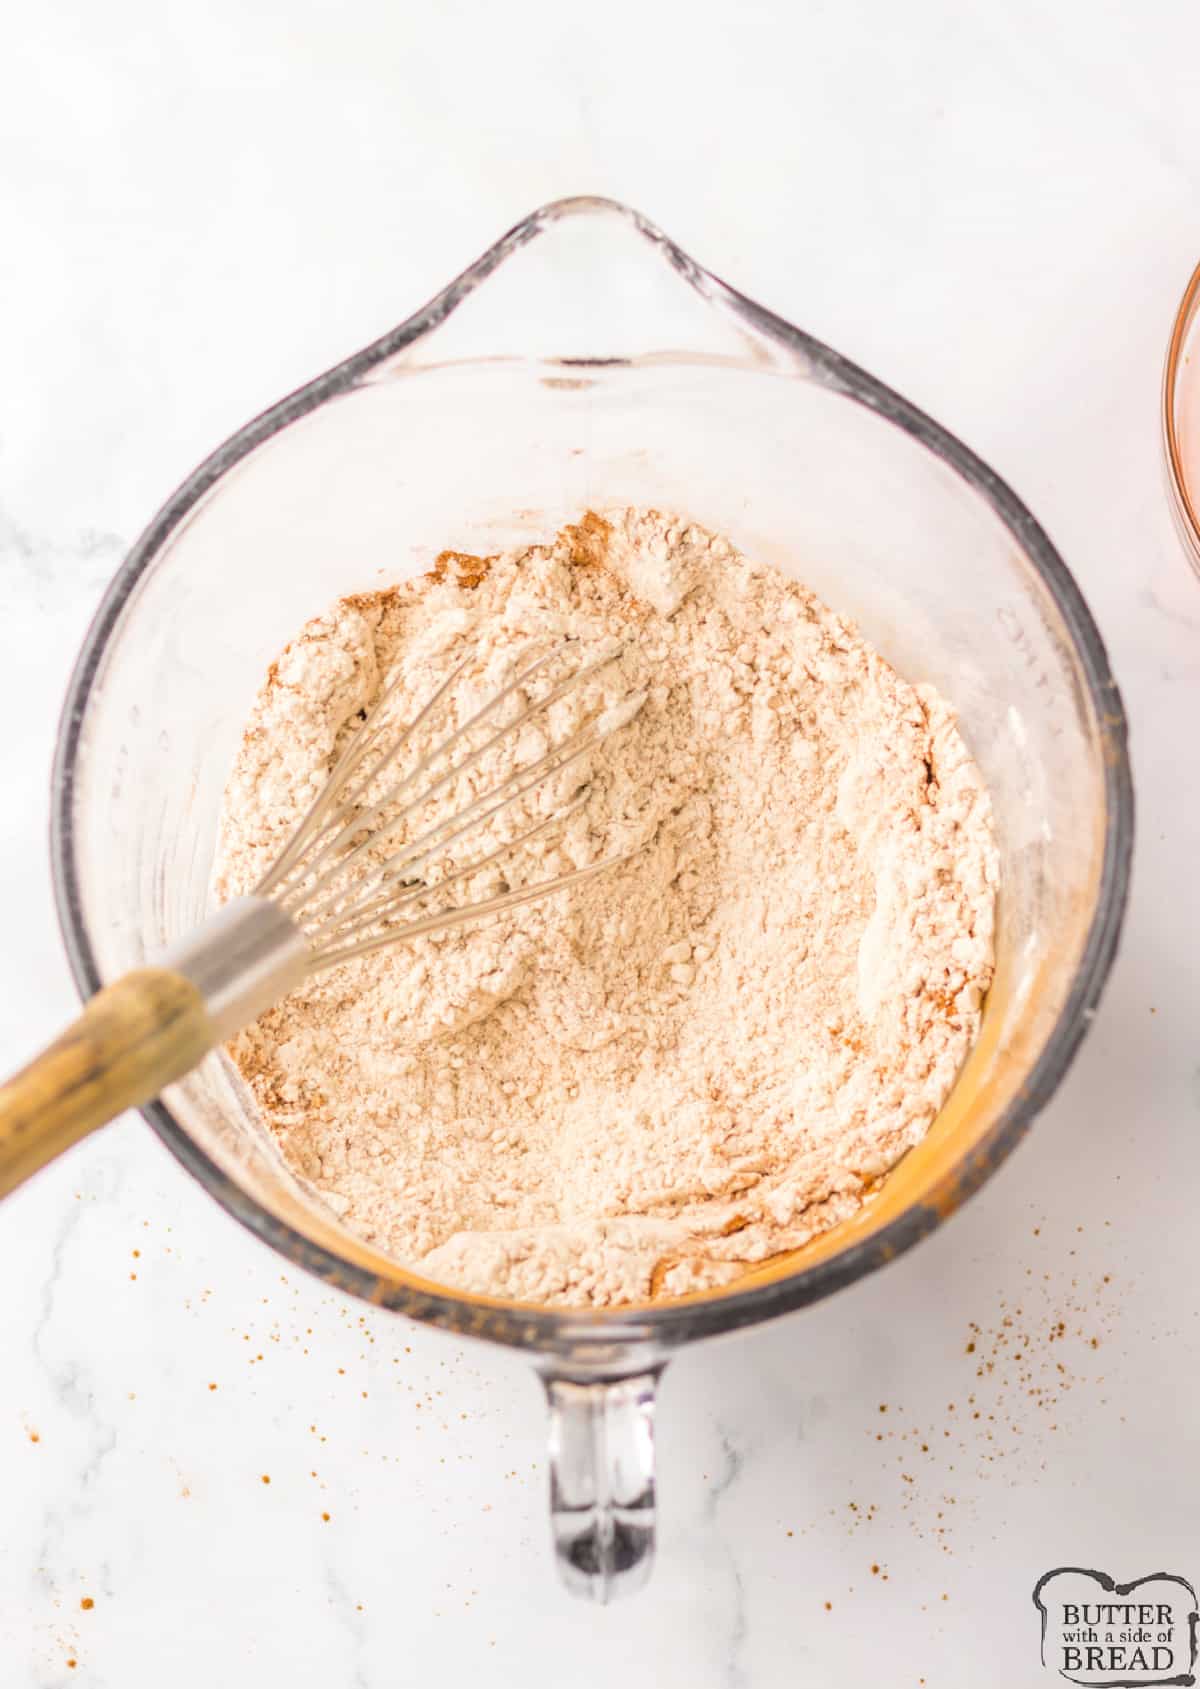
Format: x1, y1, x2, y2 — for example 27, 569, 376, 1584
51, 196, 1134, 1600
1163, 256, 1200, 573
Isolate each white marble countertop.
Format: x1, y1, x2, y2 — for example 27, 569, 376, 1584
3, 1, 1200, 1683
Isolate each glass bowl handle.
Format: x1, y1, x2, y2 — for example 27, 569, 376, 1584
543, 1368, 662, 1601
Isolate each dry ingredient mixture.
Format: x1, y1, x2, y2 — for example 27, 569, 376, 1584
214, 509, 998, 1308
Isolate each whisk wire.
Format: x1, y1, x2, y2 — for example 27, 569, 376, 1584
296, 708, 605, 932
311, 849, 635, 972
276, 642, 620, 922
323, 642, 560, 837
305, 797, 585, 950
274, 644, 564, 910
255, 653, 470, 897
250, 637, 640, 961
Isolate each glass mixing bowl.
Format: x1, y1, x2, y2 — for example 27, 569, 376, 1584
51, 197, 1133, 1601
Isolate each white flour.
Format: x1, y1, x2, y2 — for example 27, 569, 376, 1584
213, 510, 998, 1307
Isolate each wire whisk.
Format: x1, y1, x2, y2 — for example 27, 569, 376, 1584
263, 638, 642, 968
0, 638, 644, 1197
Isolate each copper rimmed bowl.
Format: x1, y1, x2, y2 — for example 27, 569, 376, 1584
51, 197, 1134, 1600
1163, 256, 1200, 574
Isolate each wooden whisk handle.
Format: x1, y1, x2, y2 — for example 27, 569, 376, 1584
0, 970, 215, 1199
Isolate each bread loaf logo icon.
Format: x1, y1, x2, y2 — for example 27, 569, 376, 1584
1033, 1568, 1198, 1686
